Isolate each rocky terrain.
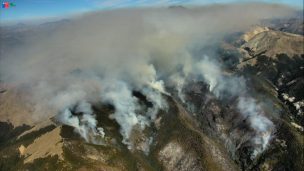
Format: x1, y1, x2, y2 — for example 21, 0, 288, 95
0, 7, 303, 171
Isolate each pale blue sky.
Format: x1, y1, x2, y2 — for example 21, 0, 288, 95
0, 0, 303, 22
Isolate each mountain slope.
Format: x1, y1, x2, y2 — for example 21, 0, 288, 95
0, 13, 303, 171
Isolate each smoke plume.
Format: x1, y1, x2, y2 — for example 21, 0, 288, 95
0, 3, 295, 151
193, 56, 274, 157
58, 101, 105, 144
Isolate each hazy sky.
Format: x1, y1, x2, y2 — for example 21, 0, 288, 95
0, 0, 303, 22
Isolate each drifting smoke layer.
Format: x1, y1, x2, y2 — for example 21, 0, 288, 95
0, 3, 295, 149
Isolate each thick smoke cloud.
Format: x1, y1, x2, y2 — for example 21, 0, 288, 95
0, 3, 295, 152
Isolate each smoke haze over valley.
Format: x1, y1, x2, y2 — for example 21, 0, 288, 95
0, 2, 303, 171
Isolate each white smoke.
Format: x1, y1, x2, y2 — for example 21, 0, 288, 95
101, 79, 146, 148
0, 3, 295, 150
194, 56, 222, 92
237, 97, 274, 157
192, 56, 274, 157
58, 101, 105, 145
